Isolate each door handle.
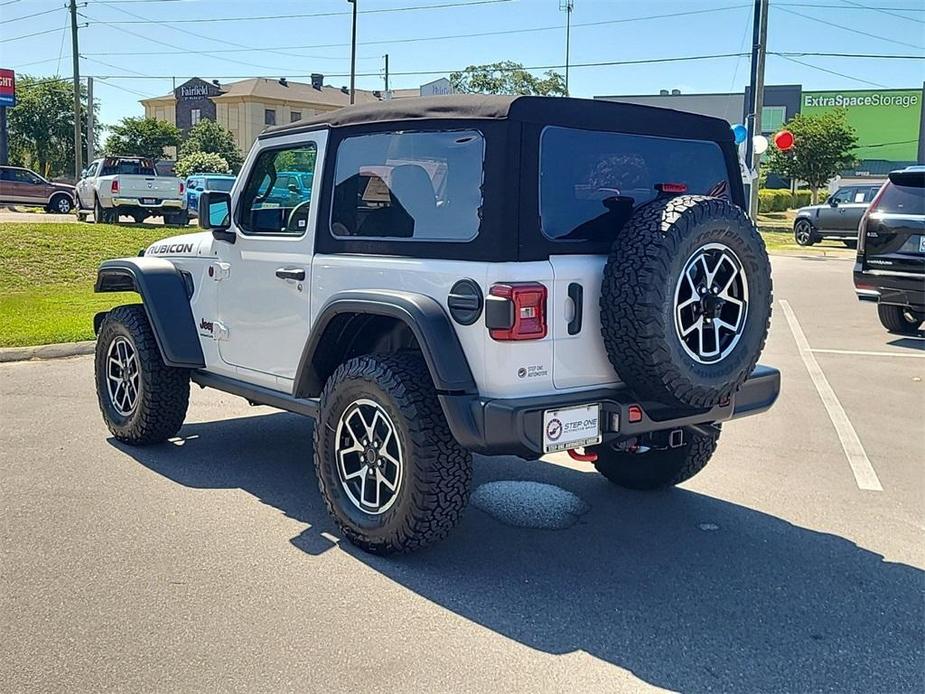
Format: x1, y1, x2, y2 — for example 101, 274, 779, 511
275, 267, 305, 281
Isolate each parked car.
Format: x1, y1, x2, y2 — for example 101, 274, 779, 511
185, 174, 236, 218
793, 184, 882, 246
0, 165, 76, 213
854, 166, 924, 334
91, 95, 778, 554
75, 156, 187, 226
258, 170, 313, 209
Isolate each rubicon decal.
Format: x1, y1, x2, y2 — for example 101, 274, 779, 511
149, 242, 194, 255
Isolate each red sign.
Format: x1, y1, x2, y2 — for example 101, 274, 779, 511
0, 69, 16, 108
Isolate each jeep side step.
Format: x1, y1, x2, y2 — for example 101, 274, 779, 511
190, 371, 319, 418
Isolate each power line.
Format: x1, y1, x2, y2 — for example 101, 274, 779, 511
83, 5, 751, 57
838, 0, 925, 23
6, 6, 65, 24
773, 51, 924, 58
775, 6, 925, 50
778, 1, 924, 9
0, 25, 84, 44
84, 0, 513, 25
774, 54, 888, 88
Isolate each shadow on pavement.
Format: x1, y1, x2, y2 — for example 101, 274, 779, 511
112, 412, 924, 693
888, 336, 925, 350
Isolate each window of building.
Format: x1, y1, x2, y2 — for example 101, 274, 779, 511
191, 108, 201, 126
237, 143, 317, 234
539, 126, 730, 241
291, 111, 302, 123
264, 109, 277, 126
761, 106, 787, 134
331, 130, 484, 242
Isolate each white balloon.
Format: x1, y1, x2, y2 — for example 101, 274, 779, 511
753, 135, 769, 155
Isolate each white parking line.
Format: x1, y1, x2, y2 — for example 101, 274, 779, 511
779, 299, 883, 492
809, 348, 925, 359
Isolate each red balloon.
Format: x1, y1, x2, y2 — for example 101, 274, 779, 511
774, 130, 795, 151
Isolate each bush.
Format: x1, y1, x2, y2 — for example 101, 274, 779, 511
175, 151, 230, 178
758, 189, 793, 213
793, 190, 812, 207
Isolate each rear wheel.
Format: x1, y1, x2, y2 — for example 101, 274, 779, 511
877, 304, 923, 335
94, 305, 190, 445
95, 196, 116, 224
794, 219, 815, 246
314, 353, 472, 554
592, 429, 720, 490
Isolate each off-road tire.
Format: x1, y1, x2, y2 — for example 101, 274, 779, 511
593, 429, 720, 490
314, 352, 472, 554
600, 195, 772, 409
877, 304, 923, 335
95, 305, 190, 445
794, 219, 816, 246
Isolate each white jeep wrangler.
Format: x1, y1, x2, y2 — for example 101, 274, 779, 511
93, 96, 779, 554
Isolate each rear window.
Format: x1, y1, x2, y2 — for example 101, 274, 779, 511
206, 178, 234, 192
540, 126, 730, 241
879, 175, 925, 215
331, 130, 484, 242
100, 159, 156, 177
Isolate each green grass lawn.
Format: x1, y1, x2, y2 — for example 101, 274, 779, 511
0, 222, 168, 347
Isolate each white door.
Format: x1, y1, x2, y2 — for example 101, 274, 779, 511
77, 161, 99, 207
215, 132, 327, 390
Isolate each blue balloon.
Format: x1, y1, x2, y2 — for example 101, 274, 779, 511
732, 124, 748, 145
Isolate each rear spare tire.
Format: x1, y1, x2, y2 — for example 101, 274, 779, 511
600, 195, 772, 409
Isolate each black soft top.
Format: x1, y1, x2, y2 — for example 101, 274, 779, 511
261, 94, 734, 144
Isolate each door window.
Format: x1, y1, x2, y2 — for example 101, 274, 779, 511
237, 143, 317, 235
831, 188, 855, 204
330, 130, 484, 241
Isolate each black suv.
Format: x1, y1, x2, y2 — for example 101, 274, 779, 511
854, 167, 924, 334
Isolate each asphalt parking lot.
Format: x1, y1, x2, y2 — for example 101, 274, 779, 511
1, 254, 923, 693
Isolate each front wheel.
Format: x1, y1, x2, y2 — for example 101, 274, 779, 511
592, 429, 720, 490
877, 304, 923, 335
49, 194, 73, 214
794, 220, 815, 246
314, 353, 472, 554
95, 305, 190, 445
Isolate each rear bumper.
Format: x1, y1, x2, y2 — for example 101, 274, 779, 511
441, 365, 781, 458
854, 265, 925, 311
113, 198, 185, 210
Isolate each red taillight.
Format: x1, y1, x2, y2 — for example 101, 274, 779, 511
179, 181, 185, 194
488, 282, 547, 341
110, 179, 119, 194
657, 182, 688, 194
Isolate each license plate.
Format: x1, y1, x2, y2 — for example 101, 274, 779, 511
142, 198, 156, 205
543, 404, 601, 453
919, 235, 925, 253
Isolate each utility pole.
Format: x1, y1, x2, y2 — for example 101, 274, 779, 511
86, 76, 94, 163
744, 0, 769, 218
384, 53, 389, 97
348, 0, 357, 105
69, 0, 83, 178
560, 0, 573, 95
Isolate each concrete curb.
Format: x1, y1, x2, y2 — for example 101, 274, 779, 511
0, 340, 96, 364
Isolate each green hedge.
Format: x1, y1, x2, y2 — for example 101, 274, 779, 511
757, 189, 815, 213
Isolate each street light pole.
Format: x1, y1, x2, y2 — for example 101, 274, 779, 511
348, 0, 357, 105
69, 0, 82, 178
560, 0, 573, 95
744, 0, 769, 217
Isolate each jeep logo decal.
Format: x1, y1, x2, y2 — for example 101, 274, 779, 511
199, 318, 214, 333
150, 242, 194, 255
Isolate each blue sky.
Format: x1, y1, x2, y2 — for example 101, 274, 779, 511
1, 0, 923, 132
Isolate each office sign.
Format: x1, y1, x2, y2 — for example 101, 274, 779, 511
0, 69, 15, 108
420, 77, 454, 97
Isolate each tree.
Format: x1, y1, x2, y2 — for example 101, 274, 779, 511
179, 119, 244, 172
104, 117, 181, 159
8, 74, 95, 179
765, 109, 858, 203
450, 61, 568, 96
175, 151, 230, 178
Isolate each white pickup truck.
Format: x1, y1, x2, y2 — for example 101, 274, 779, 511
76, 156, 188, 226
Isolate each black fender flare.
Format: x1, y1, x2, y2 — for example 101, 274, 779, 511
94, 257, 205, 368
293, 290, 477, 398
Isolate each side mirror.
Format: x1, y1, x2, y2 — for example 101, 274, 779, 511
80, 169, 87, 179
198, 191, 235, 243
828, 197, 839, 207
288, 183, 299, 194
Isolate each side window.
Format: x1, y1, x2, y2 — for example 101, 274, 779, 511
237, 143, 317, 235
85, 162, 99, 178
331, 130, 484, 241
832, 188, 854, 203
0, 169, 11, 181
265, 109, 277, 126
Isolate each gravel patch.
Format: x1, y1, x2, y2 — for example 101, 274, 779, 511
470, 480, 590, 530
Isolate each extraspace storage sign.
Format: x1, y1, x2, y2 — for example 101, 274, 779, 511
0, 69, 15, 108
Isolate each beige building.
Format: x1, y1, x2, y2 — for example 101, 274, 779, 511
141, 74, 384, 158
